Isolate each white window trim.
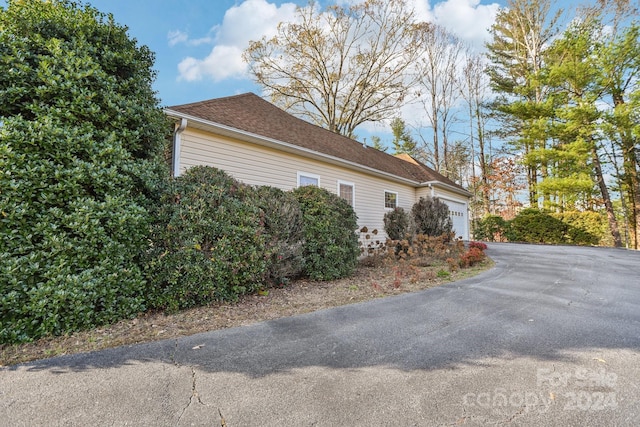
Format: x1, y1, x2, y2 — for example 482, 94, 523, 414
384, 190, 398, 209
337, 180, 355, 206
297, 171, 320, 187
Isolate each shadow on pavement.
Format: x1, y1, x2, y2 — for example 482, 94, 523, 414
10, 243, 640, 377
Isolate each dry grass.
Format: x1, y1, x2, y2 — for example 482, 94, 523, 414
0, 257, 493, 367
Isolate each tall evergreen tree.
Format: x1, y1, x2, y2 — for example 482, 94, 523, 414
545, 20, 622, 246
485, 0, 563, 206
596, 22, 640, 248
390, 117, 417, 155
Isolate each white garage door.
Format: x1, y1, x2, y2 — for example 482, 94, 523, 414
443, 199, 468, 240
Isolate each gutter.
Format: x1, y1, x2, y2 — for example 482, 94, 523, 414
419, 180, 473, 198
171, 117, 187, 177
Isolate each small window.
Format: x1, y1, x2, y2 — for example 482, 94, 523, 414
298, 172, 319, 187
338, 181, 355, 206
384, 191, 398, 209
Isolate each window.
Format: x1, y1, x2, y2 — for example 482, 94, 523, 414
297, 172, 319, 187
338, 181, 355, 206
384, 191, 398, 209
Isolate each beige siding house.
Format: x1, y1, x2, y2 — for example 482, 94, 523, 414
165, 93, 472, 240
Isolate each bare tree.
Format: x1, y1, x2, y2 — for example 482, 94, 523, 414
413, 23, 464, 174
461, 52, 492, 215
243, 0, 424, 139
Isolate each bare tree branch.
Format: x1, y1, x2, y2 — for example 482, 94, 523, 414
243, 0, 424, 139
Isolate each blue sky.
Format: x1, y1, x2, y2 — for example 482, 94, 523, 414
16, 0, 512, 108
3, 0, 575, 142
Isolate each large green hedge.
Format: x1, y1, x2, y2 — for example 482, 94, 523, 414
0, 0, 168, 343
553, 211, 604, 246
505, 209, 568, 244
250, 185, 305, 285
473, 209, 603, 246
145, 167, 267, 311
293, 186, 360, 280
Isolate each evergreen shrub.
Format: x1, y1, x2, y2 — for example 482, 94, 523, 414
505, 209, 599, 245
293, 185, 359, 280
0, 0, 168, 343
383, 207, 410, 240
145, 166, 267, 311
505, 209, 566, 243
553, 211, 602, 245
472, 215, 508, 242
411, 196, 453, 237
250, 186, 305, 285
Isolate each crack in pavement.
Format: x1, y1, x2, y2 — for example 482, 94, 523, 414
170, 339, 179, 366
176, 366, 206, 426
169, 341, 222, 426
218, 408, 227, 426
503, 406, 525, 424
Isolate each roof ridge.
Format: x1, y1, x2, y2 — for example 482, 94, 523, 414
168, 92, 258, 110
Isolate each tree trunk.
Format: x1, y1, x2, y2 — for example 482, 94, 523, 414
592, 146, 623, 247
476, 113, 491, 215
612, 93, 639, 249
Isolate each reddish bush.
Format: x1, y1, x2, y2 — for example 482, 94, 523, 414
459, 247, 486, 267
469, 241, 488, 251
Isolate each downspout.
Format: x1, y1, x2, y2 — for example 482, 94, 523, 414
172, 118, 187, 177
428, 183, 435, 198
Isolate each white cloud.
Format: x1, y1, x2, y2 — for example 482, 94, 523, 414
175, 0, 500, 83
168, 29, 214, 47
168, 30, 188, 47
176, 0, 299, 82
407, 0, 435, 23
432, 0, 500, 49
178, 45, 247, 82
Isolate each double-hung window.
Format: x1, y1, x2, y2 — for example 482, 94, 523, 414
338, 180, 355, 206
384, 191, 398, 209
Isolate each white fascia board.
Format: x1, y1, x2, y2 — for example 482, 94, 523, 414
419, 180, 473, 199
165, 109, 419, 187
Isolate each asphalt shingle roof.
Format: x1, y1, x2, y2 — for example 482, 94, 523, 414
167, 93, 466, 191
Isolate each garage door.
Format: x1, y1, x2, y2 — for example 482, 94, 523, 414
443, 199, 468, 240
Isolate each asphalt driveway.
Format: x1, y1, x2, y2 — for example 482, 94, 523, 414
2, 243, 640, 426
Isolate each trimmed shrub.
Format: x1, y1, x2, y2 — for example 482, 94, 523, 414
472, 215, 507, 242
411, 196, 452, 237
553, 211, 602, 246
505, 209, 567, 244
145, 167, 267, 311
383, 207, 410, 240
250, 186, 305, 285
0, 1, 168, 343
293, 186, 359, 280
505, 209, 600, 246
